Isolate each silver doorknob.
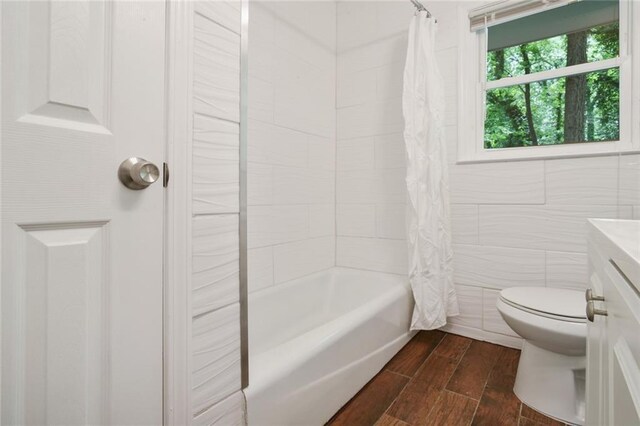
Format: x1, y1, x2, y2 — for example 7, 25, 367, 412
118, 157, 160, 190
586, 300, 608, 322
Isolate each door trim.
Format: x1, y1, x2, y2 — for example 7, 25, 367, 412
164, 0, 193, 423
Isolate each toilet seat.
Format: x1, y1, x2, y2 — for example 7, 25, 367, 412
499, 287, 586, 323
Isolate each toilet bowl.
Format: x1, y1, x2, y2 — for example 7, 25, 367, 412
497, 287, 587, 426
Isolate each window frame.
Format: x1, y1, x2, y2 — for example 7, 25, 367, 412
457, 0, 639, 163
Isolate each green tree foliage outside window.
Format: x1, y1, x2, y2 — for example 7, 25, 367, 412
484, 23, 620, 149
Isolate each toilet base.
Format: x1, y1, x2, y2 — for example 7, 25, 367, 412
514, 341, 586, 425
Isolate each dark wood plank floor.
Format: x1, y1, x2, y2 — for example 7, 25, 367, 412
327, 331, 566, 426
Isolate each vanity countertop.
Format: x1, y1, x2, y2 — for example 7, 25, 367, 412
589, 219, 640, 292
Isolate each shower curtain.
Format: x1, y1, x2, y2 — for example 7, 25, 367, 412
403, 11, 458, 330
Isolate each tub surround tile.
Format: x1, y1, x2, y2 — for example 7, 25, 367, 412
328, 370, 408, 426
386, 330, 445, 377
336, 236, 407, 275
272, 236, 335, 284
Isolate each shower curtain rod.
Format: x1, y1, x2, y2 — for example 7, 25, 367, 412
410, 0, 434, 18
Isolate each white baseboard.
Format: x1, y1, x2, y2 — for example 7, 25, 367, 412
440, 323, 523, 350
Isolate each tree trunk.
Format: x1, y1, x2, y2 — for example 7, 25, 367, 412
519, 45, 538, 146
564, 30, 588, 143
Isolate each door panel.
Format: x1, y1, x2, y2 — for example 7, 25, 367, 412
2, 1, 165, 424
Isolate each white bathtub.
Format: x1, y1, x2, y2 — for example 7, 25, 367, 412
244, 267, 415, 426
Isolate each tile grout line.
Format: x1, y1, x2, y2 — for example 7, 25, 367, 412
380, 331, 448, 425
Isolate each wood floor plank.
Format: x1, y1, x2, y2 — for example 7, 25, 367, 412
433, 334, 472, 361
375, 414, 410, 426
445, 340, 502, 400
385, 330, 445, 377
424, 390, 478, 426
471, 376, 521, 425
520, 404, 565, 426
386, 354, 458, 425
328, 370, 409, 426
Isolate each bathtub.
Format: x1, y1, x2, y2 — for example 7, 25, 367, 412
244, 267, 415, 426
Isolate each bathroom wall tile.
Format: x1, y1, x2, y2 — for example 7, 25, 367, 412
248, 76, 274, 123
374, 133, 405, 169
192, 303, 241, 415
619, 154, 640, 205
308, 135, 336, 171
376, 204, 406, 240
337, 168, 406, 205
546, 251, 588, 291
482, 290, 518, 337
309, 204, 335, 238
479, 205, 623, 253
247, 163, 273, 206
248, 247, 273, 294
195, 0, 241, 35
376, 62, 405, 103
248, 205, 308, 249
192, 215, 240, 316
307, 169, 335, 205
273, 1, 336, 73
376, 1, 416, 41
634, 206, 640, 220
273, 236, 335, 284
337, 98, 404, 140
193, 114, 240, 214
337, 137, 375, 171
450, 161, 545, 204
337, 1, 378, 53
337, 68, 377, 108
447, 285, 483, 329
248, 120, 308, 167
274, 49, 335, 137
337, 204, 376, 237
193, 390, 245, 426
272, 166, 311, 205
337, 236, 407, 274
337, 33, 408, 75
193, 14, 240, 123
453, 244, 546, 289
438, 47, 458, 126
546, 156, 618, 205
430, 2, 459, 51
451, 205, 479, 245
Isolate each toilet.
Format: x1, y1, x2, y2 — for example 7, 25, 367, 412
497, 287, 587, 426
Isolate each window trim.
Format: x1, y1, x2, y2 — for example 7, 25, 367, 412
457, 0, 639, 163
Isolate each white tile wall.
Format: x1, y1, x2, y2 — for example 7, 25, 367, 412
453, 244, 546, 289
336, 236, 407, 275
247, 1, 337, 295
189, 2, 243, 423
545, 251, 589, 290
335, 0, 629, 346
192, 303, 241, 415
192, 215, 240, 316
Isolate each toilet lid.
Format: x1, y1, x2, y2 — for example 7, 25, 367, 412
499, 287, 585, 320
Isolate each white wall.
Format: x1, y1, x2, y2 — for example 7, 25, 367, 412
336, 1, 637, 347
247, 1, 337, 294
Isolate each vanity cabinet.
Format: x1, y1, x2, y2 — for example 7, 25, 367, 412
586, 220, 640, 426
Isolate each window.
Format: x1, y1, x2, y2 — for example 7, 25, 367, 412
458, 0, 639, 162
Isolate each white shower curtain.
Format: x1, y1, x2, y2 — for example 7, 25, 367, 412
403, 11, 458, 330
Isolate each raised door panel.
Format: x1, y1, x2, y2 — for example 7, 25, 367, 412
19, 223, 109, 425
20, 1, 111, 132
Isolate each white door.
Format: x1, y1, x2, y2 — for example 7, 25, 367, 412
1, 1, 166, 425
